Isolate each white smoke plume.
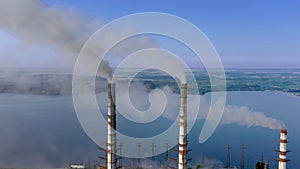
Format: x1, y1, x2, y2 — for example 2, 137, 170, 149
116, 81, 180, 123
194, 154, 224, 169
110, 82, 286, 130
221, 105, 286, 129
197, 100, 285, 130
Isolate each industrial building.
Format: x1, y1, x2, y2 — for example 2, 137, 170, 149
99, 82, 291, 169
276, 129, 289, 169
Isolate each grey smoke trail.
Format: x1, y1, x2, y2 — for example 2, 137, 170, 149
121, 49, 187, 83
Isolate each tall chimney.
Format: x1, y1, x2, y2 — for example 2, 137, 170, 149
178, 83, 187, 169
107, 83, 117, 169
278, 129, 288, 169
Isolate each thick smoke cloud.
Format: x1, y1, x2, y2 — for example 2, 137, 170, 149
0, 0, 111, 78
0, 0, 159, 81
0, 0, 89, 54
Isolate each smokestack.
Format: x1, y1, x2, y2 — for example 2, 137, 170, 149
107, 83, 117, 169
178, 83, 187, 169
278, 129, 289, 169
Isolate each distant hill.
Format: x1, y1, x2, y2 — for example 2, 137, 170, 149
0, 69, 299, 96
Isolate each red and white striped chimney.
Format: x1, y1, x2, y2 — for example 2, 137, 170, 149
107, 83, 117, 169
278, 129, 288, 169
178, 83, 187, 169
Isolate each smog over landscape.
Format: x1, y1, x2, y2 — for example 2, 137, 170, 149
0, 1, 300, 169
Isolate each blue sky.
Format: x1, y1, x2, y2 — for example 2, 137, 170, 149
48, 0, 300, 68
1, 0, 300, 69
